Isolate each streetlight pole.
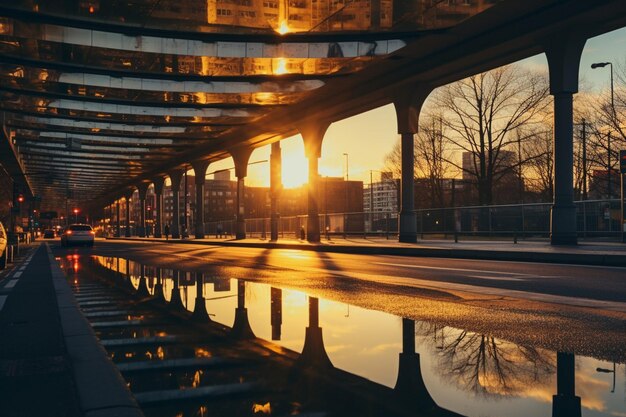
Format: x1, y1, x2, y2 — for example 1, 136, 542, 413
591, 62, 615, 232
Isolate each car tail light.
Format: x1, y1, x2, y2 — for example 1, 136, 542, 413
90, 231, 95, 235
66, 230, 72, 235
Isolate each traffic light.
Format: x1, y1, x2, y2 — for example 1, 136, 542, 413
17, 194, 24, 203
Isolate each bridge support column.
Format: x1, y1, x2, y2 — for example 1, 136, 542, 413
115, 200, 121, 237
270, 141, 283, 242
394, 318, 435, 408
231, 280, 254, 339
169, 169, 184, 239
393, 86, 431, 243
300, 121, 329, 243
153, 177, 165, 238
231, 148, 253, 240
191, 273, 210, 321
271, 287, 282, 340
137, 183, 149, 237
192, 161, 210, 239
552, 352, 581, 417
123, 190, 133, 237
297, 296, 333, 368
545, 34, 586, 245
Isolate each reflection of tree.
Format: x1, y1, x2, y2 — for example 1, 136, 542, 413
417, 323, 555, 396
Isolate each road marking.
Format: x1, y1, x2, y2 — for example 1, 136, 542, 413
0, 295, 7, 311
373, 262, 531, 276
18, 266, 26, 271
13, 271, 22, 278
467, 275, 526, 281
5, 280, 18, 288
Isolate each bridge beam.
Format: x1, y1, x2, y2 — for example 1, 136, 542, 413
545, 33, 586, 245
115, 199, 121, 237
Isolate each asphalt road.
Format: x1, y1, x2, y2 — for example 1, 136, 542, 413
51, 239, 626, 305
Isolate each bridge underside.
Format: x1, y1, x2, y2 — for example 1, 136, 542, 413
1, 0, 626, 244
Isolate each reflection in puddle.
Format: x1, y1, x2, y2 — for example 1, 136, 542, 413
61, 255, 625, 417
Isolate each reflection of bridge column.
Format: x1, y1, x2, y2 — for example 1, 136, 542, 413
271, 287, 282, 340
191, 272, 210, 322
231, 148, 253, 240
123, 189, 133, 237
552, 352, 581, 417
394, 318, 435, 409
137, 182, 149, 237
192, 161, 209, 239
545, 34, 586, 245
169, 270, 185, 310
393, 87, 431, 243
300, 122, 329, 243
153, 176, 165, 238
298, 297, 333, 369
136, 264, 150, 297
270, 142, 282, 242
230, 280, 255, 339
169, 169, 184, 239
153, 268, 164, 301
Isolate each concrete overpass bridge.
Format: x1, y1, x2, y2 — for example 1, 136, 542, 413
2, 0, 626, 245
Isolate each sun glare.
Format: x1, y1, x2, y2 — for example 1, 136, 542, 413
274, 58, 288, 75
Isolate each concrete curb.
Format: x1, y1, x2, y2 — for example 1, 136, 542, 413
45, 244, 144, 417
107, 237, 626, 267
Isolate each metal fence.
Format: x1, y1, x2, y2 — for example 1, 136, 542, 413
203, 199, 622, 240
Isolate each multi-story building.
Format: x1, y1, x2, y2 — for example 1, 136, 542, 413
363, 172, 399, 214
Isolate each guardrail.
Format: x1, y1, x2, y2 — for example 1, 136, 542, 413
202, 199, 623, 241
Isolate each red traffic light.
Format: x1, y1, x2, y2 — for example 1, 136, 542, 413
17, 194, 24, 203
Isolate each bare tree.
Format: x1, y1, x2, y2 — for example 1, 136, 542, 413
435, 64, 550, 205
384, 114, 453, 208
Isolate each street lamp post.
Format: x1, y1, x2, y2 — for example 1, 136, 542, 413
591, 62, 615, 233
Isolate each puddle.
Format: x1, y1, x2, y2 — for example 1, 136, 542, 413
58, 254, 625, 417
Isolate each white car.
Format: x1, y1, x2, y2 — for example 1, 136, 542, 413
0, 221, 7, 269
61, 224, 95, 247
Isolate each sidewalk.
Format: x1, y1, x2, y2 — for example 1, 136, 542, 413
0, 243, 142, 417
109, 235, 626, 267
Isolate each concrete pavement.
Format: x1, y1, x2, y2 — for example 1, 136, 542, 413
108, 235, 626, 267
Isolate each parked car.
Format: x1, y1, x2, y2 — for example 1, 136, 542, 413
0, 221, 7, 269
43, 229, 56, 239
61, 224, 95, 247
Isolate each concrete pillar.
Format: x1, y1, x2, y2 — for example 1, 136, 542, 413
231, 148, 253, 240
169, 169, 184, 239
123, 190, 133, 237
545, 34, 586, 245
393, 86, 431, 243
297, 296, 333, 368
137, 183, 149, 237
552, 352, 581, 417
153, 177, 165, 238
231, 280, 254, 339
271, 287, 282, 340
300, 121, 330, 243
115, 200, 121, 237
270, 141, 283, 241
191, 161, 210, 239
191, 273, 210, 321
394, 318, 435, 409
169, 270, 184, 310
